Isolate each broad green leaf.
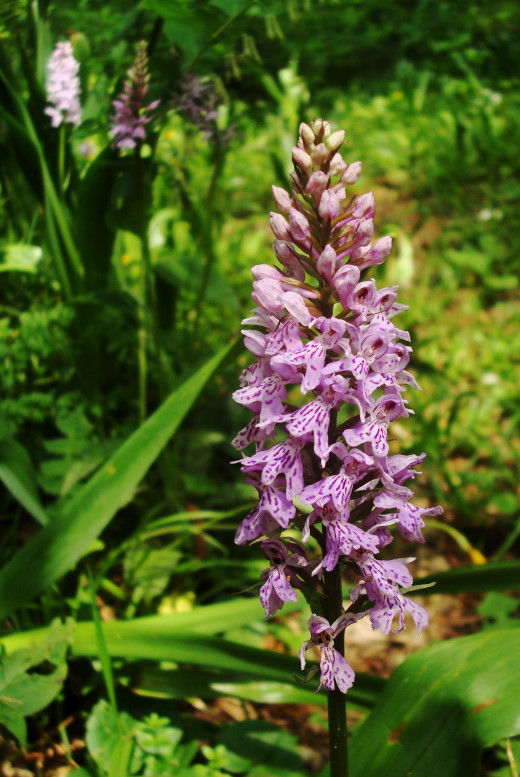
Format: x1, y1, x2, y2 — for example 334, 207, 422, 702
0, 621, 71, 744
0, 243, 42, 273
414, 560, 520, 594
0, 343, 236, 621
349, 629, 520, 777
85, 699, 137, 777
163, 20, 207, 60
0, 438, 48, 525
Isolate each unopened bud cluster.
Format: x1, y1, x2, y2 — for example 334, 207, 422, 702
231, 119, 442, 693
110, 41, 160, 151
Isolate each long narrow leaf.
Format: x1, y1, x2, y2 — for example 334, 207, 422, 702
413, 560, 520, 594
0, 439, 48, 525
0, 600, 385, 709
0, 597, 277, 652
74, 626, 383, 708
0, 343, 236, 621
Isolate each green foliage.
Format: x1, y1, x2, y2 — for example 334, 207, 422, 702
0, 620, 71, 744
0, 437, 47, 524
216, 721, 305, 775
0, 243, 43, 273
0, 298, 76, 436
85, 702, 305, 777
0, 342, 235, 622
477, 592, 520, 631
349, 630, 520, 777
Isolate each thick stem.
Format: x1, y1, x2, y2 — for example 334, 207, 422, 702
323, 564, 349, 777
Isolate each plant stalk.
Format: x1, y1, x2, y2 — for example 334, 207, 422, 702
58, 122, 65, 196
323, 563, 349, 777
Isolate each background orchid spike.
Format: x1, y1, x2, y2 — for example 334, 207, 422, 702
45, 41, 82, 128
231, 118, 442, 694
110, 41, 160, 151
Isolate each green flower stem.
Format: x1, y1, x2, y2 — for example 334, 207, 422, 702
137, 307, 148, 424
58, 123, 66, 196
323, 563, 349, 777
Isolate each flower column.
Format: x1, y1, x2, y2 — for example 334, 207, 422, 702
231, 119, 442, 776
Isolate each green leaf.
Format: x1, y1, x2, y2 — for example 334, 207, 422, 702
218, 721, 304, 775
0, 244, 43, 273
414, 560, 520, 594
477, 592, 520, 631
349, 630, 520, 777
71, 623, 381, 709
209, 0, 255, 16
0, 438, 48, 525
0, 597, 272, 652
85, 699, 137, 777
0, 621, 71, 744
0, 342, 236, 621
163, 20, 208, 60
142, 0, 212, 60
67, 771, 93, 777
134, 714, 183, 757
0, 600, 384, 709
132, 666, 331, 706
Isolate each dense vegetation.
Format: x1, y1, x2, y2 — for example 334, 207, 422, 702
0, 1, 518, 775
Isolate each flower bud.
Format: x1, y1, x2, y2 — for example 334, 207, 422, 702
299, 122, 315, 150
319, 189, 340, 221
325, 130, 345, 154
331, 183, 347, 201
273, 239, 295, 262
273, 240, 306, 280
306, 171, 329, 199
312, 143, 329, 166
292, 146, 312, 174
269, 212, 291, 240
317, 245, 337, 282
272, 185, 292, 212
329, 153, 347, 177
289, 208, 311, 241
353, 218, 374, 246
342, 161, 362, 185
348, 244, 370, 261
311, 118, 330, 141
351, 192, 375, 219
